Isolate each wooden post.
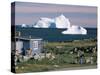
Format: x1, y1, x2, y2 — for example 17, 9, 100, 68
43, 41, 46, 59
18, 31, 21, 37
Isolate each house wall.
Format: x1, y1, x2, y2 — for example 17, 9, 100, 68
23, 40, 30, 50
16, 41, 23, 53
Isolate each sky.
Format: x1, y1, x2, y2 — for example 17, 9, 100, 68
12, 2, 97, 28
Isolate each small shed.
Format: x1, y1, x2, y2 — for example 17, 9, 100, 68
15, 36, 43, 55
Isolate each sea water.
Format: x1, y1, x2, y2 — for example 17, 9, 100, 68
16, 26, 97, 42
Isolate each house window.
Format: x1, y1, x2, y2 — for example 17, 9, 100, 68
33, 41, 38, 50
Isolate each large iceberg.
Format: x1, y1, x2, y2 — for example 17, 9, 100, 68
33, 14, 87, 35
33, 14, 70, 28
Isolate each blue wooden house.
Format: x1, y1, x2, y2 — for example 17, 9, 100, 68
15, 36, 43, 55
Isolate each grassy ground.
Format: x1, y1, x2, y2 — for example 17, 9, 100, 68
16, 62, 97, 73
15, 39, 97, 73
46, 39, 96, 47
16, 58, 97, 73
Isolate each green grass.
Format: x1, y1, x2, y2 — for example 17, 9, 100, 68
16, 53, 97, 73
15, 39, 97, 73
16, 64, 54, 73
46, 40, 96, 48
16, 61, 97, 73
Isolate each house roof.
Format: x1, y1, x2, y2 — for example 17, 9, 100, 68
15, 36, 42, 41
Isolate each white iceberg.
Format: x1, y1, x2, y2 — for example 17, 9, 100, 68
34, 18, 54, 28
21, 24, 27, 27
33, 14, 87, 35
55, 14, 70, 28
62, 25, 87, 35
33, 14, 70, 28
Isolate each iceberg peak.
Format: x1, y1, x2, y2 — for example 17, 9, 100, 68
55, 14, 70, 28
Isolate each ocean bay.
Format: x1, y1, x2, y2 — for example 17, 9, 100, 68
16, 27, 97, 42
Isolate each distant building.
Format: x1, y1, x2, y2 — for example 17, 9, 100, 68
15, 36, 43, 55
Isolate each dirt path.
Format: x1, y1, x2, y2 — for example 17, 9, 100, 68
53, 65, 97, 71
